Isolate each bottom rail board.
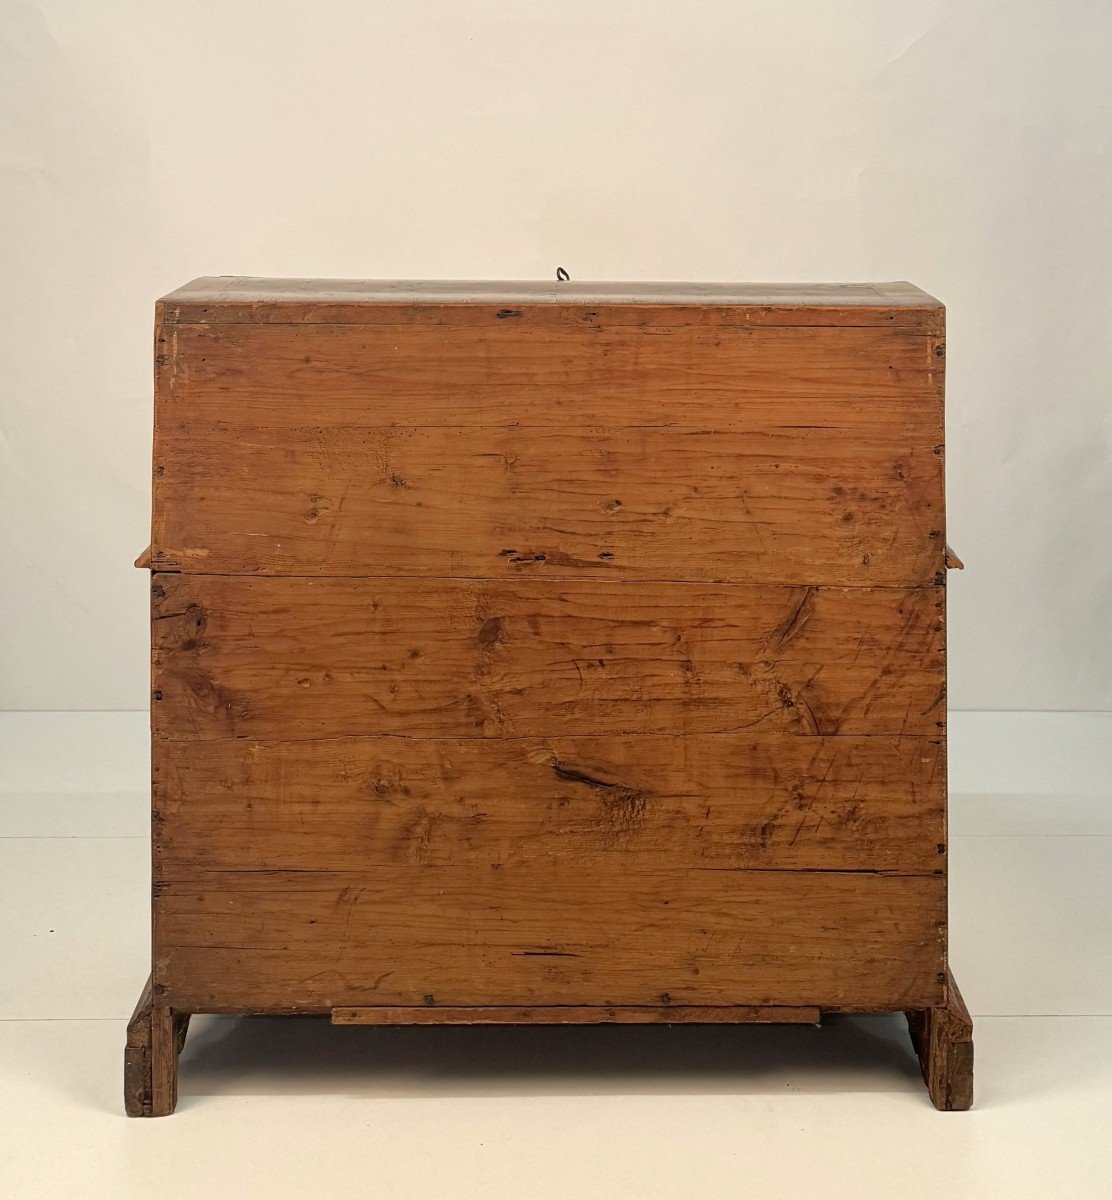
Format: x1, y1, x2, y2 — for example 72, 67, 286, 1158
154, 867, 944, 1011
332, 1004, 821, 1026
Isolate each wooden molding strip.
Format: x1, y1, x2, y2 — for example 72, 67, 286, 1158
134, 545, 153, 569
945, 545, 964, 570
332, 1004, 821, 1026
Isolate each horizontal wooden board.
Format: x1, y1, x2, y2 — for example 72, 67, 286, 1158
331, 1005, 822, 1025
159, 277, 944, 330
152, 319, 944, 583
153, 867, 945, 1012
159, 322, 942, 424
152, 734, 945, 875
152, 424, 943, 583
151, 575, 945, 740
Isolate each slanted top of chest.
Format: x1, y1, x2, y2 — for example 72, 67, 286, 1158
150, 277, 945, 583
159, 277, 943, 331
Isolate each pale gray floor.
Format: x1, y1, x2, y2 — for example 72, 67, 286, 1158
1, 711, 1110, 1199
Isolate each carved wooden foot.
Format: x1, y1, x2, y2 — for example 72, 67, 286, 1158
906, 968, 974, 1110
124, 977, 190, 1117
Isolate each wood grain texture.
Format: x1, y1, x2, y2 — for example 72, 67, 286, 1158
124, 976, 189, 1118
152, 318, 944, 583
152, 733, 945, 875
152, 867, 945, 1013
149, 1005, 178, 1117
331, 1004, 822, 1025
152, 424, 943, 583
150, 574, 945, 740
159, 322, 941, 422
123, 978, 155, 1117
906, 969, 974, 1110
138, 279, 956, 1107
159, 277, 944, 329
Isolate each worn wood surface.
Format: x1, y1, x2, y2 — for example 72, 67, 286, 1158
153, 734, 944, 875
159, 322, 941, 422
124, 976, 189, 1117
150, 574, 945, 740
141, 279, 955, 1108
152, 312, 943, 582
154, 867, 944, 1013
123, 978, 155, 1117
152, 424, 942, 583
906, 969, 974, 1110
332, 1004, 822, 1025
159, 277, 944, 329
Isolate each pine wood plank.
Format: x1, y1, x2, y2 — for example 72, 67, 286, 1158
152, 733, 944, 875
158, 322, 941, 422
151, 318, 944, 583
151, 423, 943, 582
152, 867, 945, 1013
331, 1004, 821, 1025
150, 575, 945, 741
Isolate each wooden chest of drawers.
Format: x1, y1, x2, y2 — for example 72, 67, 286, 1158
126, 278, 972, 1114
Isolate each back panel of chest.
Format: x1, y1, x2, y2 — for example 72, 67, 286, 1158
147, 279, 948, 1019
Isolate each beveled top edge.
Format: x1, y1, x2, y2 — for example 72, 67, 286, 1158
160, 277, 943, 309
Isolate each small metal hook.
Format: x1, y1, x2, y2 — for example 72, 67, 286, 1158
556, 267, 570, 282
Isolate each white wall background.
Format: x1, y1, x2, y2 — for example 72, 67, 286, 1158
2, 0, 1110, 712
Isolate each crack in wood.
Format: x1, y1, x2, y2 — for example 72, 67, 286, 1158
771, 585, 816, 648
